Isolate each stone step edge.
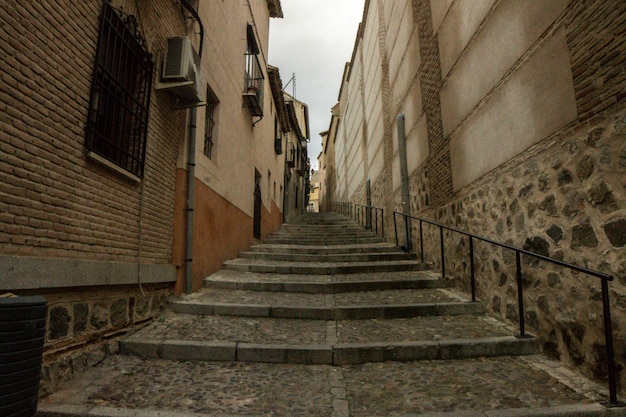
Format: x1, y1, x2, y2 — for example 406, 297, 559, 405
119, 336, 539, 365
169, 300, 485, 319
222, 260, 429, 275
35, 403, 620, 417
247, 243, 398, 254
237, 252, 417, 261
203, 277, 446, 293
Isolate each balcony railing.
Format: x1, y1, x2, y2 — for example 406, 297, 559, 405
243, 52, 264, 117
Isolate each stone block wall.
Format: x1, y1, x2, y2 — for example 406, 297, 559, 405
40, 285, 170, 395
416, 110, 626, 393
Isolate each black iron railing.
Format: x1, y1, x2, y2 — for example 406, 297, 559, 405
332, 202, 384, 238
392, 210, 622, 407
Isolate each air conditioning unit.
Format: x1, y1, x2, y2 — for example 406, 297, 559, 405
156, 37, 205, 107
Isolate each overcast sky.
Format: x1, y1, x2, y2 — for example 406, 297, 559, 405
268, 0, 365, 170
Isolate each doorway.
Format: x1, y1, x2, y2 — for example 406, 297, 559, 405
253, 170, 262, 240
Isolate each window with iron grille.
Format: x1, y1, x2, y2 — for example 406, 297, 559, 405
85, 2, 153, 178
204, 87, 219, 159
274, 117, 282, 154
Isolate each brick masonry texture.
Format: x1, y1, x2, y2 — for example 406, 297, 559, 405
1, 0, 188, 392
0, 0, 186, 264
565, 0, 626, 123
411, 0, 453, 207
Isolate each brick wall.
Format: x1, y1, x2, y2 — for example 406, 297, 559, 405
1, 0, 189, 392
411, 0, 452, 207
565, 0, 626, 123
0, 0, 186, 265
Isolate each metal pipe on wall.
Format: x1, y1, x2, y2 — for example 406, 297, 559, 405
397, 114, 412, 250
179, 0, 203, 294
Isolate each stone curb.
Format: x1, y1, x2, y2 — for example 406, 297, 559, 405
119, 336, 540, 365
263, 238, 383, 245
204, 277, 446, 293
237, 251, 417, 262
169, 300, 485, 320
247, 243, 398, 254
221, 260, 429, 275
332, 336, 540, 365
37, 402, 626, 417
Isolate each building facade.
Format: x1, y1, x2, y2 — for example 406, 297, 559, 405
282, 93, 310, 223
1, 0, 285, 393
324, 0, 626, 394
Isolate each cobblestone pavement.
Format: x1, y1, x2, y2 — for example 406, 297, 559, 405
39, 353, 620, 417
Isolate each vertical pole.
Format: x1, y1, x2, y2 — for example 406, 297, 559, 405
394, 212, 399, 247
366, 179, 372, 230
397, 114, 411, 249
601, 277, 621, 406
469, 236, 476, 302
516, 251, 526, 338
419, 221, 424, 263
439, 226, 445, 279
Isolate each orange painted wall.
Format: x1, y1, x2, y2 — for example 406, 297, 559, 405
172, 169, 283, 295
261, 199, 283, 241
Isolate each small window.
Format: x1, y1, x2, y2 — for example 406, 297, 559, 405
85, 3, 153, 178
274, 117, 282, 154
204, 87, 219, 159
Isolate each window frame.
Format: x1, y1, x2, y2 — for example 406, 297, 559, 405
204, 87, 219, 160
84, 2, 153, 179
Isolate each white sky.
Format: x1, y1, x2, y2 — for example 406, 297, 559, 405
269, 0, 365, 170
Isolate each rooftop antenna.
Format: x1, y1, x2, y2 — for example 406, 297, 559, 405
283, 72, 296, 99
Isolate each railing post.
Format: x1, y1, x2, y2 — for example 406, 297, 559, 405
404, 215, 411, 250
601, 277, 623, 407
419, 221, 424, 263
515, 251, 526, 338
469, 236, 476, 302
394, 212, 399, 247
439, 226, 445, 279
381, 208, 385, 238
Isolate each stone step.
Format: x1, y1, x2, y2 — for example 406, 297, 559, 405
203, 270, 446, 293
246, 242, 400, 254
267, 231, 375, 239
169, 288, 485, 319
263, 236, 384, 245
119, 313, 539, 365
281, 224, 365, 230
221, 258, 428, 275
237, 250, 417, 263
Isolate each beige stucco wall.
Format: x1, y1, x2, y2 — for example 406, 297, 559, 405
179, 1, 285, 220
449, 28, 578, 190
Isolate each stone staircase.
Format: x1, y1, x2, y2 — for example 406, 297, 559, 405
39, 212, 622, 416
120, 212, 538, 365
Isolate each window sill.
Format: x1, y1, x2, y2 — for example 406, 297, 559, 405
87, 151, 141, 183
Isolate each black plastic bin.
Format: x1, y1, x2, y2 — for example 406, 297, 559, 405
0, 296, 47, 417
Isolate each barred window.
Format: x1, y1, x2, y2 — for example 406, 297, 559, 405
204, 87, 219, 159
85, 3, 153, 178
274, 117, 282, 154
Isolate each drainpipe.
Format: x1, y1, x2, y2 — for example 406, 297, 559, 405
185, 107, 196, 295
397, 114, 412, 250
180, 0, 203, 294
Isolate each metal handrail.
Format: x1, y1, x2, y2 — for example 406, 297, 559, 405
392, 210, 622, 407
332, 201, 385, 238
